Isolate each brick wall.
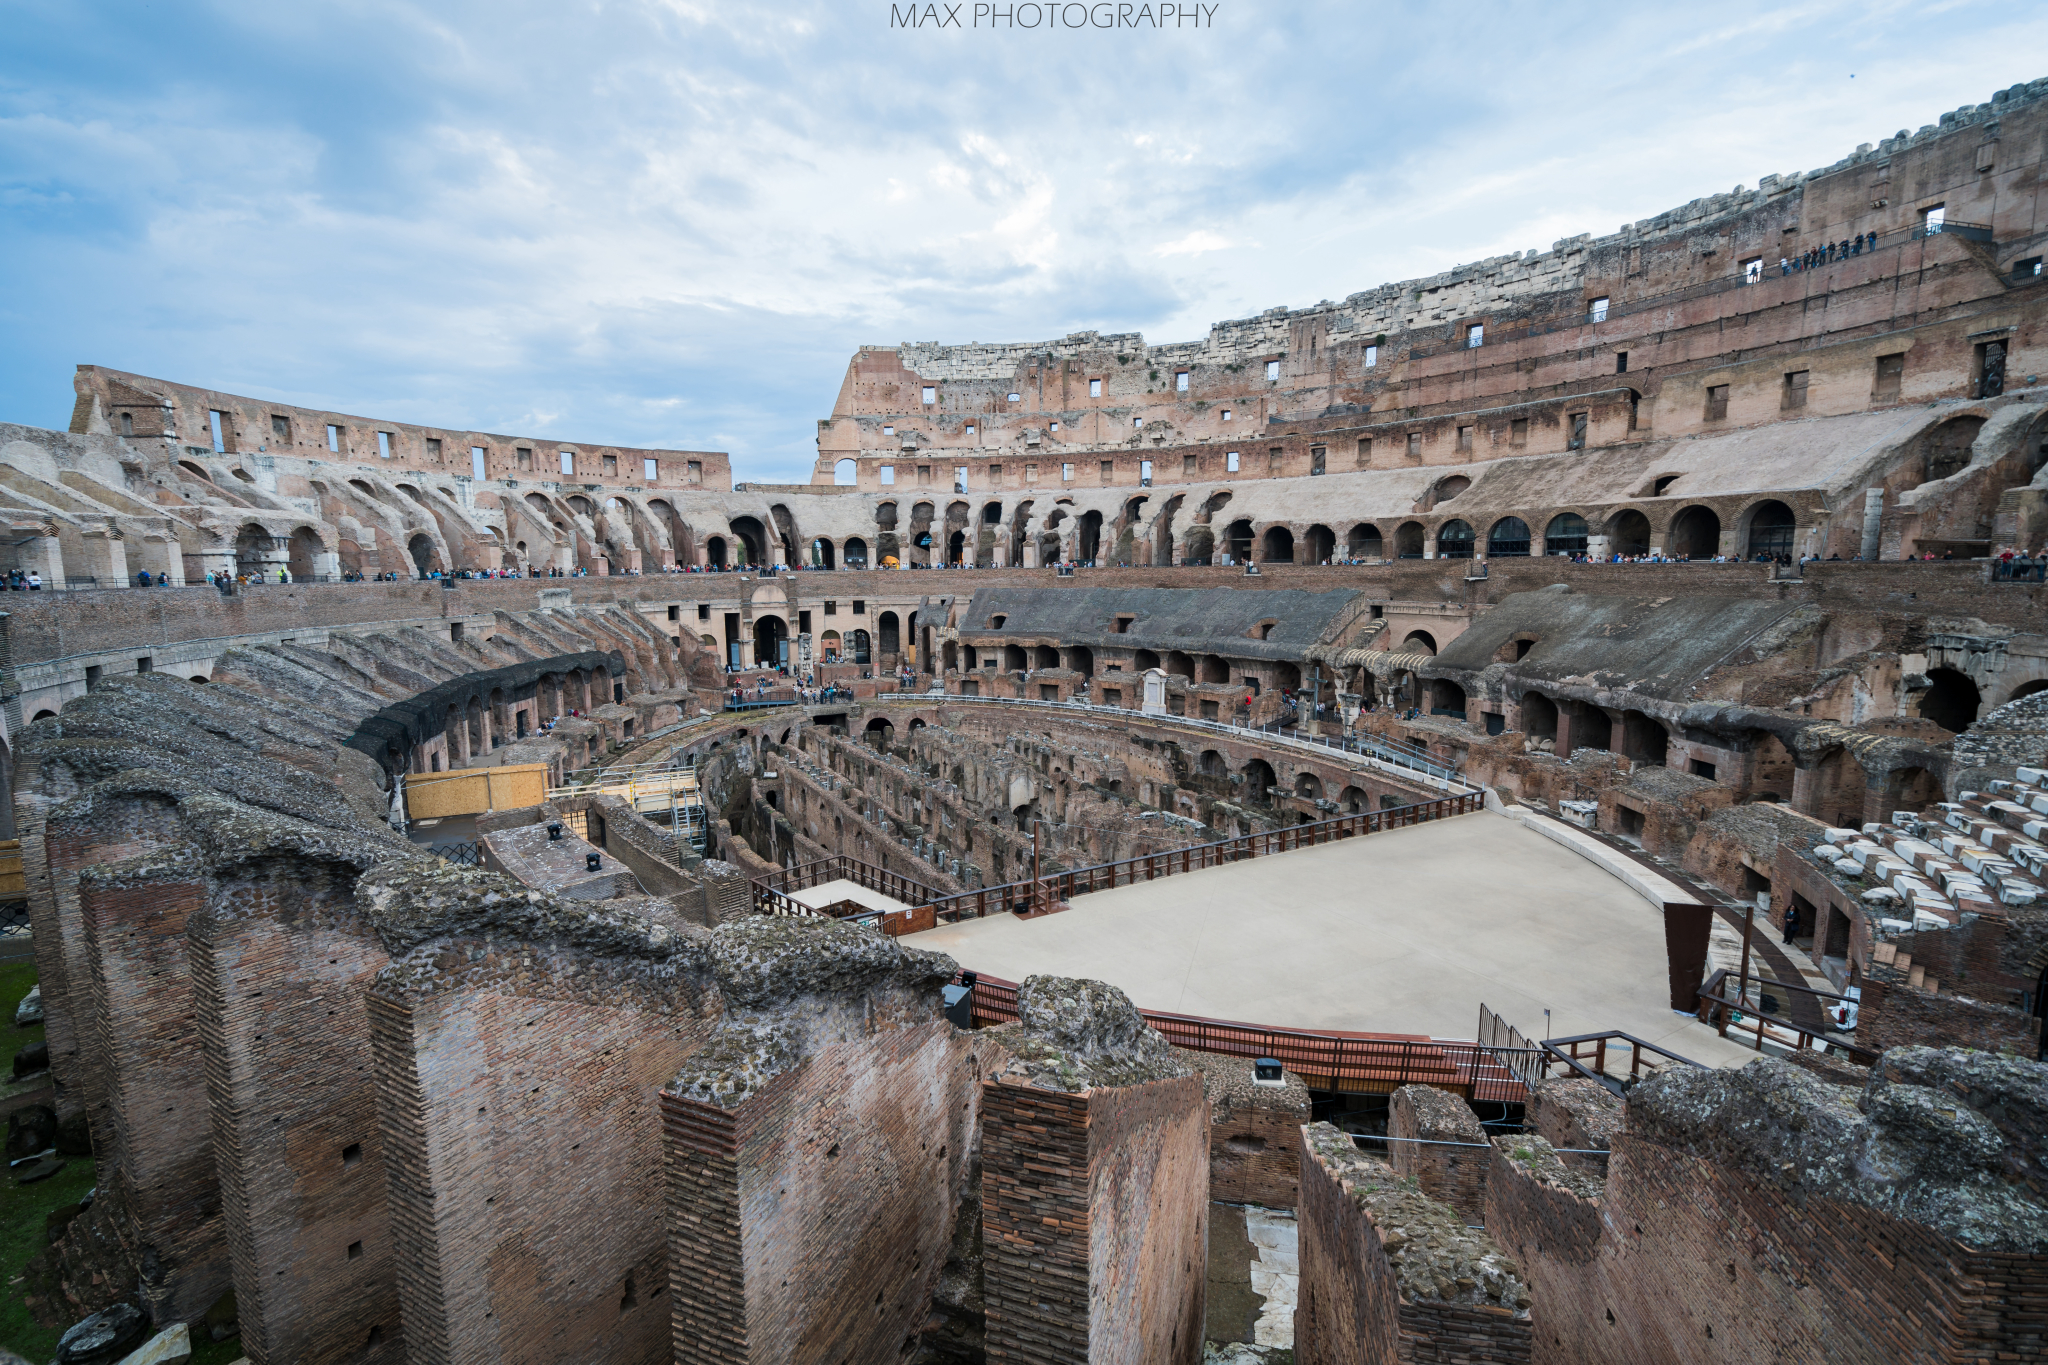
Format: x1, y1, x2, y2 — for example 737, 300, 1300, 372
1388, 1086, 1490, 1224
187, 855, 397, 1365
1524, 1079, 1622, 1177
1295, 1125, 1533, 1365
367, 941, 709, 1365
1496, 1130, 2048, 1365
664, 1021, 980, 1364
77, 849, 230, 1326
981, 1073, 1208, 1365
1181, 1051, 1309, 1209
1857, 973, 2043, 1055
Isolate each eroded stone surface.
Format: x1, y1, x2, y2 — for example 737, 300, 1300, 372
994, 974, 1191, 1093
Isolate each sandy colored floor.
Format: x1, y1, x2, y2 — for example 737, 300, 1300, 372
911, 811, 1763, 1066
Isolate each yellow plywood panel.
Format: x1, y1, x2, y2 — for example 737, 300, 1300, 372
0, 838, 22, 899
406, 764, 552, 819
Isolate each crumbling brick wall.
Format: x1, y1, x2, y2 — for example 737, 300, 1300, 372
1388, 1085, 1490, 1224
1179, 1049, 1309, 1209
188, 847, 400, 1365
979, 977, 1208, 1365
367, 881, 713, 1365
663, 918, 979, 1365
1524, 1079, 1622, 1176
1294, 1123, 1533, 1365
1857, 972, 2043, 1058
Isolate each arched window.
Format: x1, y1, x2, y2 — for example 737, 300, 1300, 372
1745, 500, 1796, 558
1436, 520, 1475, 559
1486, 517, 1531, 557
833, 458, 857, 485
1544, 513, 1588, 556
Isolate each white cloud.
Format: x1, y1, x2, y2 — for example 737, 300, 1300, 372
1153, 230, 1239, 258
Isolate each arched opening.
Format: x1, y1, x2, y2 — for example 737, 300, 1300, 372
1621, 711, 1668, 765
1294, 772, 1325, 799
1667, 505, 1721, 559
850, 629, 871, 665
820, 629, 842, 660
1919, 667, 1981, 732
1035, 645, 1059, 670
1346, 523, 1382, 559
1063, 645, 1094, 677
1608, 509, 1651, 557
1303, 524, 1334, 564
834, 458, 858, 485
728, 516, 766, 565
1242, 759, 1277, 800
286, 526, 322, 580
407, 533, 436, 579
1743, 500, 1796, 559
1394, 521, 1426, 558
31, 710, 56, 722
1224, 519, 1254, 563
178, 460, 213, 482
982, 501, 1003, 525
1428, 475, 1471, 507
1166, 650, 1194, 679
1521, 692, 1558, 740
1003, 644, 1027, 671
1883, 765, 1942, 815
1340, 785, 1368, 813
941, 640, 958, 672
1180, 525, 1215, 565
1260, 525, 1294, 563
1402, 631, 1438, 655
864, 717, 894, 749
946, 530, 966, 566
844, 537, 868, 569
1430, 679, 1466, 716
1200, 654, 1229, 684
753, 614, 789, 668
878, 611, 900, 656
810, 538, 836, 569
1077, 511, 1103, 563
1486, 517, 1531, 557
1133, 648, 1160, 672
706, 535, 729, 568
1199, 749, 1227, 778
1543, 512, 1588, 556
1436, 520, 1474, 559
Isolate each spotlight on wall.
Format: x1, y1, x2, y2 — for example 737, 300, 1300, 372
1253, 1057, 1286, 1087
547, 822, 563, 841
586, 852, 602, 872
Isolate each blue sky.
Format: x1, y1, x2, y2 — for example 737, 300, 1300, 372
3, 1, 2043, 483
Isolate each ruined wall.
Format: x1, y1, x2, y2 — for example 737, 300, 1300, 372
1181, 1050, 1309, 1209
1523, 1079, 1622, 1178
188, 851, 399, 1365
662, 918, 976, 1365
1294, 1123, 1533, 1365
368, 900, 711, 1365
1388, 1085, 1491, 1224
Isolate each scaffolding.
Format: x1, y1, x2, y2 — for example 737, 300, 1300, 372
547, 752, 709, 855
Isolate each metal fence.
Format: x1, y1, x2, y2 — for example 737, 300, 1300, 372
0, 901, 32, 963
429, 840, 484, 866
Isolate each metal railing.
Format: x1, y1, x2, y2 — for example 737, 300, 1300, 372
1912, 218, 1993, 243
752, 853, 940, 916
429, 839, 484, 866
1694, 968, 1876, 1065
1993, 560, 2046, 583
958, 971, 1528, 1101
1252, 716, 1461, 782
922, 789, 1483, 923
1539, 1030, 1705, 1097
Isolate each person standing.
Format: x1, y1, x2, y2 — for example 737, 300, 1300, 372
1781, 903, 1800, 945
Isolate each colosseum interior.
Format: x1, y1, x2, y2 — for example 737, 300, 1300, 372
3, 75, 2048, 1365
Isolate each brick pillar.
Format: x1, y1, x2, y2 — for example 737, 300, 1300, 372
661, 919, 978, 1365
78, 851, 231, 1326
187, 854, 400, 1365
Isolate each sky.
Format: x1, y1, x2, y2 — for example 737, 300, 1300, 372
2, 2, 2044, 484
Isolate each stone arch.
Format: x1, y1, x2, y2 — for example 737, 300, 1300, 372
1428, 474, 1471, 508
1303, 524, 1335, 564
1402, 630, 1437, 655
864, 716, 894, 749
1242, 758, 1277, 798
1224, 519, 1254, 563
1345, 523, 1382, 558
1883, 765, 1942, 814
728, 516, 767, 566
1620, 710, 1668, 765
1607, 508, 1652, 556
1181, 525, 1215, 565
834, 458, 857, 485
753, 613, 789, 668
809, 538, 836, 569
1294, 771, 1324, 799
1430, 679, 1466, 715
1199, 749, 1227, 778
1667, 505, 1721, 558
1740, 499, 1797, 559
1166, 651, 1194, 679
287, 525, 324, 580
1393, 521, 1425, 558
407, 533, 437, 578
1260, 525, 1294, 563
1077, 510, 1103, 563
1520, 691, 1558, 739
878, 611, 900, 656
844, 537, 868, 568
1435, 520, 1474, 558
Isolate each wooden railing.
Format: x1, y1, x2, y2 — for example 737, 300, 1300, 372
1695, 968, 1876, 1065
923, 790, 1484, 923
957, 971, 1528, 1102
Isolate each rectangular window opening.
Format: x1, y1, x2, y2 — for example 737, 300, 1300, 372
560, 450, 575, 476
954, 466, 968, 492
1355, 437, 1371, 466
1099, 460, 1114, 483
687, 460, 702, 484
1309, 445, 1326, 475
1220, 407, 1232, 421
472, 447, 487, 479
1364, 345, 1378, 368
1705, 385, 1730, 422
1405, 433, 1422, 459
210, 411, 228, 454
1783, 370, 1810, 410
922, 386, 937, 404
1176, 370, 1189, 391
516, 446, 532, 471
1456, 426, 1473, 452
1587, 296, 1610, 323
1742, 257, 1763, 283
325, 423, 340, 453
1567, 412, 1588, 450
1509, 418, 1529, 448
1061, 462, 1074, 481
1615, 351, 1629, 374
1873, 353, 1905, 401
644, 457, 659, 482
1089, 378, 1102, 397
377, 431, 394, 459
425, 436, 442, 459
1466, 324, 1484, 348
879, 464, 895, 485
1265, 359, 1280, 381
1226, 450, 1240, 472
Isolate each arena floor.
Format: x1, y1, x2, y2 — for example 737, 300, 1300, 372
911, 811, 1763, 1067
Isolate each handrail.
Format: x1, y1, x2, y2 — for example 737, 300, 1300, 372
1538, 1029, 1705, 1097
1694, 968, 1876, 1065
919, 789, 1484, 923
751, 852, 942, 912
956, 970, 1529, 1102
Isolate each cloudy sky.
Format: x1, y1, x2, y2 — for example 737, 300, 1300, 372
3, 1, 2041, 482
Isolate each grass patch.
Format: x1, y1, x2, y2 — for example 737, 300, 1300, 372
2, 958, 42, 1080
2, 1155, 97, 1360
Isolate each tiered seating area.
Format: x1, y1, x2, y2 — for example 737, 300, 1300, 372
1811, 775, 2047, 934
